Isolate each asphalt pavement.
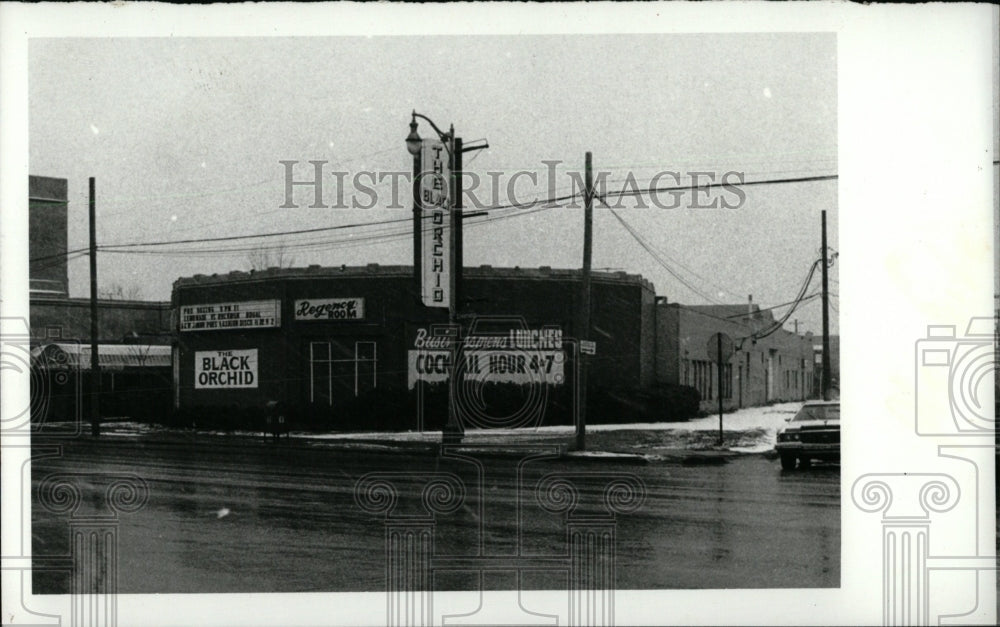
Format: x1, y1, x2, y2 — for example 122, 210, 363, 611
30, 431, 839, 593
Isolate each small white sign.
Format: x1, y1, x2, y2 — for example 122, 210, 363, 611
195, 349, 258, 388
294, 298, 365, 321
580, 340, 596, 355
180, 300, 280, 332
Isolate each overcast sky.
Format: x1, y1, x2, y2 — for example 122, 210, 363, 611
30, 34, 838, 334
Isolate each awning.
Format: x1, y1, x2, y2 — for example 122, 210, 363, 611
31, 343, 171, 370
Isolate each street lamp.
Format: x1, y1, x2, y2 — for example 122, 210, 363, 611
406, 112, 451, 156
407, 111, 488, 445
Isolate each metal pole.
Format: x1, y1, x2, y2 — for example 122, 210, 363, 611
717, 333, 724, 446
455, 136, 463, 317
576, 152, 593, 452
88, 177, 100, 437
821, 210, 832, 401
413, 138, 422, 301
444, 128, 463, 444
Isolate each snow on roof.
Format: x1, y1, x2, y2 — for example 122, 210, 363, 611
31, 343, 171, 370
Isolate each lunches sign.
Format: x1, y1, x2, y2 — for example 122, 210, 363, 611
294, 298, 365, 321
407, 326, 565, 388
195, 349, 258, 388
180, 300, 280, 332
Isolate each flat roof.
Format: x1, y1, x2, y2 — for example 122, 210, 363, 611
174, 264, 655, 292
31, 343, 171, 369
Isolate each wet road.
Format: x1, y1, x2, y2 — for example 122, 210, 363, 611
31, 435, 839, 593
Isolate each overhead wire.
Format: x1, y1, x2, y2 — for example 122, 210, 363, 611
602, 201, 723, 304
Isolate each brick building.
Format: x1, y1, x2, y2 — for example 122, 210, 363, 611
29, 175, 69, 296
171, 264, 818, 427
172, 265, 655, 425
656, 301, 815, 412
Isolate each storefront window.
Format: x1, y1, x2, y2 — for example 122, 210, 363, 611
310, 340, 377, 405
355, 341, 376, 395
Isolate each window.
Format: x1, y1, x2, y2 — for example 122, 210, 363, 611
692, 360, 714, 400
722, 363, 733, 400
310, 340, 377, 405
691, 360, 732, 401
355, 341, 377, 395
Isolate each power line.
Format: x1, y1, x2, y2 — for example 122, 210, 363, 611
596, 173, 838, 206
96, 200, 572, 259
745, 259, 823, 342
32, 169, 832, 262
98, 192, 581, 251
99, 216, 415, 249
604, 203, 722, 304
29, 190, 581, 263
672, 292, 822, 327
725, 291, 822, 319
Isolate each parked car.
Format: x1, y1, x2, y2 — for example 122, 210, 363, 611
775, 400, 840, 470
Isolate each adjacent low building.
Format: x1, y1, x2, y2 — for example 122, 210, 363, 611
28, 174, 174, 423
656, 301, 815, 411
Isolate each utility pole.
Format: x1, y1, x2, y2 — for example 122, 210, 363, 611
454, 136, 463, 318
443, 127, 464, 445
716, 333, 724, 446
412, 137, 422, 301
89, 177, 101, 437
821, 210, 832, 401
576, 152, 593, 451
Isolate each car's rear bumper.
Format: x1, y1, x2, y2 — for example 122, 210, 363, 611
775, 442, 840, 456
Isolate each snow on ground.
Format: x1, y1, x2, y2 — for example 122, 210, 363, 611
291, 401, 805, 454
655, 402, 801, 432
91, 401, 804, 454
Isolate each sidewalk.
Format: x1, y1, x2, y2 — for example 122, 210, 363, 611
72, 401, 804, 464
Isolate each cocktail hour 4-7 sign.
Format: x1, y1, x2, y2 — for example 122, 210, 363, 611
408, 327, 565, 388
420, 139, 450, 308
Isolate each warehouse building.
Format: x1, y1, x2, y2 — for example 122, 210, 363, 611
171, 264, 816, 429
656, 301, 815, 411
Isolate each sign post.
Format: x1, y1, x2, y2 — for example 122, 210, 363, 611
408, 113, 488, 444
707, 332, 734, 446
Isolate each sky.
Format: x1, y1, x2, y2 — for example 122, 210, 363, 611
29, 34, 838, 335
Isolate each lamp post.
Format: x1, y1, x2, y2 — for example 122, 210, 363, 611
407, 111, 487, 445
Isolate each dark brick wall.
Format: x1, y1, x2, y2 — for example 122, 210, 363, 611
172, 267, 654, 411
